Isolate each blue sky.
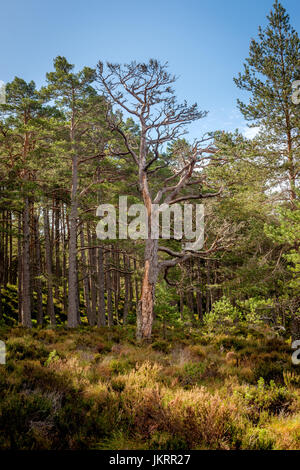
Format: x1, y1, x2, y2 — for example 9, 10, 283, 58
1, 0, 299, 139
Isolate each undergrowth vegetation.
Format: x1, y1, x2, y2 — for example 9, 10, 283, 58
0, 322, 299, 450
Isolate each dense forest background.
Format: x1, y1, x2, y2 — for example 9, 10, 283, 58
0, 1, 299, 339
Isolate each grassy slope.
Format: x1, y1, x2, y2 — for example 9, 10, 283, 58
0, 321, 300, 450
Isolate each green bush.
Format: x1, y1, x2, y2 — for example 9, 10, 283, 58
242, 427, 275, 450
241, 378, 294, 417
204, 297, 242, 326
45, 349, 61, 366
177, 362, 206, 386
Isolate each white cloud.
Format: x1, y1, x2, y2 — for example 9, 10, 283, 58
243, 126, 260, 139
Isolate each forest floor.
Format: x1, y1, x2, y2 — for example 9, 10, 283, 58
0, 320, 300, 450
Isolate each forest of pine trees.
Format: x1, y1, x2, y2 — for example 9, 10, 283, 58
0, 1, 300, 452
0, 2, 299, 340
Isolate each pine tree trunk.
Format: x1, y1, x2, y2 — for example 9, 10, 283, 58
106, 248, 114, 327
123, 253, 130, 325
136, 238, 159, 340
34, 214, 43, 326
179, 290, 184, 321
97, 245, 106, 327
129, 257, 133, 313
114, 248, 120, 323
54, 198, 60, 300
80, 227, 92, 324
68, 151, 79, 327
87, 226, 97, 325
3, 210, 8, 287
21, 197, 32, 327
9, 211, 13, 284
205, 259, 211, 314
43, 207, 56, 326
62, 203, 68, 314
17, 214, 22, 323
134, 258, 139, 315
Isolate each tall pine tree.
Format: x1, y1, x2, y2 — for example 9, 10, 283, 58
234, 1, 300, 207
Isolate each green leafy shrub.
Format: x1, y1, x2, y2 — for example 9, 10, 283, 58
242, 427, 275, 450
45, 350, 60, 367
204, 297, 242, 327
154, 283, 179, 325
240, 378, 294, 418
237, 298, 274, 324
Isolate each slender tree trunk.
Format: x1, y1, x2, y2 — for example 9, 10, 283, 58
87, 226, 97, 325
80, 227, 92, 324
9, 211, 13, 284
114, 248, 120, 323
21, 197, 32, 327
17, 214, 22, 323
205, 259, 211, 314
68, 120, 79, 326
179, 290, 184, 321
129, 257, 133, 313
54, 198, 60, 300
62, 203, 68, 314
106, 248, 113, 327
43, 207, 56, 326
97, 245, 106, 327
29, 201, 35, 316
196, 262, 203, 323
3, 210, 8, 287
123, 253, 130, 325
186, 289, 194, 320
76, 257, 81, 324
34, 214, 43, 326
134, 258, 139, 314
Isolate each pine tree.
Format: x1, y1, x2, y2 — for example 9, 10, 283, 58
43, 57, 101, 327
0, 78, 57, 327
234, 0, 300, 206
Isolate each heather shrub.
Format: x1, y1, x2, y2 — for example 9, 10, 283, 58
176, 362, 207, 387
149, 431, 187, 450
165, 388, 244, 449
6, 337, 49, 362
0, 392, 53, 449
253, 359, 287, 383
1, 323, 299, 450
109, 358, 133, 375
237, 378, 294, 420
152, 340, 170, 353
242, 427, 275, 450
